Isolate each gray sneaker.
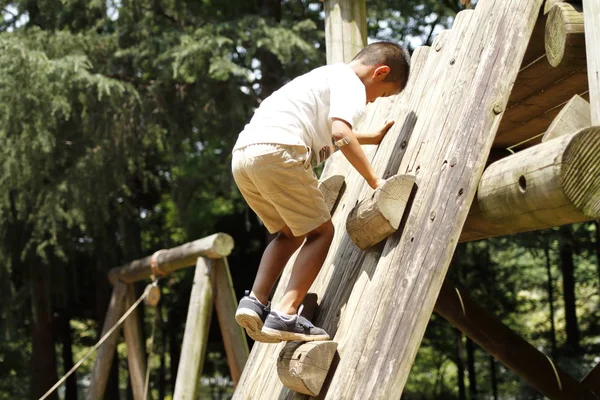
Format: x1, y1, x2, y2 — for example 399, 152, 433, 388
235, 291, 281, 343
261, 306, 330, 342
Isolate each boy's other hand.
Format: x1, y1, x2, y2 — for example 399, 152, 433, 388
374, 120, 395, 144
368, 178, 387, 189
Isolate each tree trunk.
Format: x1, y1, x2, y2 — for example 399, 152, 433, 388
257, 0, 283, 99
558, 224, 580, 352
31, 269, 59, 400
466, 338, 477, 400
594, 221, 600, 291
60, 265, 78, 400
168, 307, 181, 392
159, 305, 166, 400
456, 329, 467, 400
545, 242, 558, 360
489, 354, 498, 400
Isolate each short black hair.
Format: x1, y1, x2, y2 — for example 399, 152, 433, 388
353, 41, 411, 89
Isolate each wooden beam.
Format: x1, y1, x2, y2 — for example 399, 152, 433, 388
86, 281, 127, 400
434, 281, 599, 399
346, 174, 415, 250
523, 12, 548, 66
173, 257, 214, 399
108, 233, 234, 284
324, 0, 367, 64
122, 285, 147, 400
212, 258, 249, 386
277, 341, 338, 396
318, 174, 345, 214
546, 2, 586, 68
542, 94, 591, 141
583, 0, 600, 124
545, 0, 582, 15
461, 126, 600, 242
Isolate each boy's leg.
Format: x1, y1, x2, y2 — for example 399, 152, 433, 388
250, 225, 305, 306
274, 219, 334, 315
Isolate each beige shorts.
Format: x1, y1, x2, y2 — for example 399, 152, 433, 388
232, 144, 330, 237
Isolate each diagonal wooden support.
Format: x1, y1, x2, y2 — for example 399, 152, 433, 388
435, 281, 599, 399
234, 0, 545, 398
583, 0, 600, 124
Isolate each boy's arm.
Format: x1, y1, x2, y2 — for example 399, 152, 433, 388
332, 118, 386, 189
353, 121, 395, 145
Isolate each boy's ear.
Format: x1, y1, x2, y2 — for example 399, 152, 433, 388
372, 65, 391, 81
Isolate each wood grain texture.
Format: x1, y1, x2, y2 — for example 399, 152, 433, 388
435, 281, 599, 399
212, 258, 249, 386
346, 174, 415, 250
546, 2, 586, 68
173, 257, 214, 400
583, 0, 600, 124
108, 233, 234, 284
234, 0, 543, 397
123, 285, 147, 400
86, 281, 127, 400
277, 341, 338, 396
542, 94, 591, 141
324, 0, 367, 64
545, 0, 582, 15
318, 174, 345, 214
460, 126, 600, 242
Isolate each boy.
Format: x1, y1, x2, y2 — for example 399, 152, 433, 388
232, 41, 410, 343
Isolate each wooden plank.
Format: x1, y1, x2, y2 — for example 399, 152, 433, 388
546, 2, 586, 68
523, 11, 548, 66
234, 0, 543, 397
173, 257, 214, 400
122, 285, 147, 400
212, 258, 249, 386
460, 126, 600, 242
583, 0, 600, 124
86, 281, 127, 400
542, 94, 591, 141
324, 0, 367, 64
108, 233, 234, 284
435, 281, 599, 399
545, 0, 583, 15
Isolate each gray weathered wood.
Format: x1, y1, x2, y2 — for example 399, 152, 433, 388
435, 281, 599, 399
461, 126, 600, 242
234, 0, 543, 397
86, 281, 127, 400
324, 0, 367, 64
123, 284, 147, 400
346, 174, 415, 250
108, 233, 234, 284
173, 257, 214, 400
545, 0, 582, 15
546, 2, 586, 68
583, 0, 600, 124
542, 94, 591, 141
277, 341, 338, 396
318, 174, 345, 214
212, 258, 249, 386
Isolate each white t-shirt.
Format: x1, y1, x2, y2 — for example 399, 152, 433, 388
233, 63, 366, 166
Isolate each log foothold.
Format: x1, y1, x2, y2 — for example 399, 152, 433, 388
277, 341, 338, 397
346, 174, 416, 250
545, 2, 586, 68
318, 174, 345, 214
542, 94, 591, 142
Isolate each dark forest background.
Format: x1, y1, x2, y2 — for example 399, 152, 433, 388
1, 0, 598, 399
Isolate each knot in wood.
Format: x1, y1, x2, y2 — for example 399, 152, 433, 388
401, 140, 407, 149
493, 104, 504, 115
430, 211, 436, 221
450, 58, 456, 65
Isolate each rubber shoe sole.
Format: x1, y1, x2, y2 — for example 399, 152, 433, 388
235, 309, 281, 343
261, 326, 330, 342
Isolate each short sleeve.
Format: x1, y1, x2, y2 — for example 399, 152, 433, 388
328, 65, 366, 129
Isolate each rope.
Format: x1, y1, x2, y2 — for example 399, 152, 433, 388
39, 284, 151, 400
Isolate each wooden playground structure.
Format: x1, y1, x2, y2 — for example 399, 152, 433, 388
88, 0, 600, 399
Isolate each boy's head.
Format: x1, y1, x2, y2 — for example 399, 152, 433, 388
351, 41, 411, 103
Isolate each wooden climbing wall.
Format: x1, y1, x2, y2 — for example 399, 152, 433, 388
234, 0, 544, 398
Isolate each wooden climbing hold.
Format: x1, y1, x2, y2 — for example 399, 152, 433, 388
318, 174, 345, 213
277, 340, 338, 397
346, 174, 416, 250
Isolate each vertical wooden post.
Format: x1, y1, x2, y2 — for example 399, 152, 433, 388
583, 0, 600, 124
123, 284, 147, 400
212, 258, 249, 386
173, 257, 214, 400
86, 281, 127, 400
324, 0, 367, 64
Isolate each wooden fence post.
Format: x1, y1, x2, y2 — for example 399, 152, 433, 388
86, 281, 127, 400
123, 284, 147, 400
173, 257, 214, 399
212, 258, 249, 386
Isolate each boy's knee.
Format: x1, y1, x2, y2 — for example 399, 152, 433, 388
307, 219, 334, 240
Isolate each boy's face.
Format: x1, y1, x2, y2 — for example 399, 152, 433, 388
364, 64, 403, 103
